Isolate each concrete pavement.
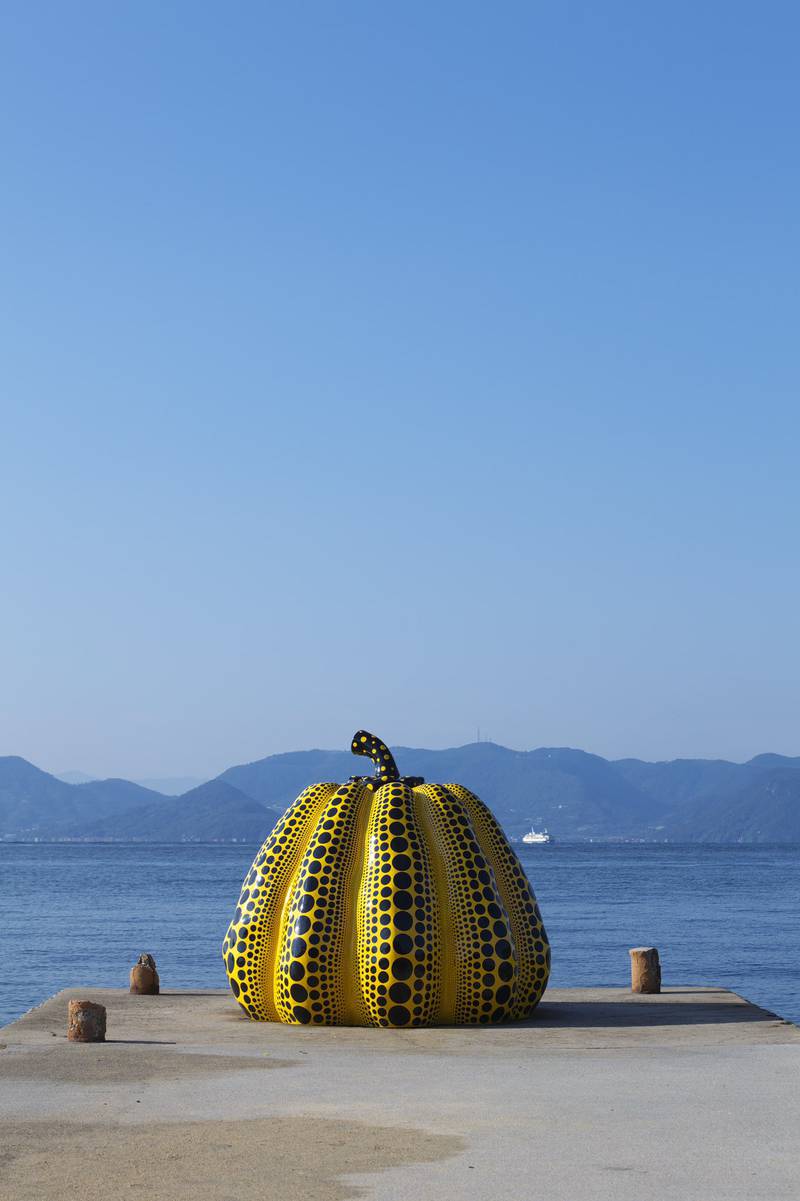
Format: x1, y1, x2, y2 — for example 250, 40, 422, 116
1, 986, 798, 1200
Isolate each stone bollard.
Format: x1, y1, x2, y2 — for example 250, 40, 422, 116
67, 999, 107, 1041
629, 946, 661, 993
130, 953, 160, 995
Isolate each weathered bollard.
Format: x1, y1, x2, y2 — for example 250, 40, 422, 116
629, 946, 661, 993
67, 999, 107, 1041
130, 953, 160, 995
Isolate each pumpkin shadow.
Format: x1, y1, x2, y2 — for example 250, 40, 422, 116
514, 990, 786, 1028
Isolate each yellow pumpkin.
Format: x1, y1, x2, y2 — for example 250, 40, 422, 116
223, 731, 550, 1026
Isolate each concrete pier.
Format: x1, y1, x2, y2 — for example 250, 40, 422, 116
1, 987, 798, 1200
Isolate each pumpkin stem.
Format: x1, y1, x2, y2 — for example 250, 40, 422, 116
350, 730, 401, 783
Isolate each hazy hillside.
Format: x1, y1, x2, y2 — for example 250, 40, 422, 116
613, 754, 800, 841
0, 758, 278, 842
613, 757, 744, 810
135, 776, 207, 796
220, 749, 355, 808
56, 770, 96, 785
4, 742, 800, 843
0, 757, 163, 838
78, 780, 281, 843
665, 766, 800, 842
57, 771, 208, 795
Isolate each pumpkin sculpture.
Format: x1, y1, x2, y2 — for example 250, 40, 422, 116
223, 731, 550, 1026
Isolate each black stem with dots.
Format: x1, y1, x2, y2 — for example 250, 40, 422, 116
350, 730, 423, 787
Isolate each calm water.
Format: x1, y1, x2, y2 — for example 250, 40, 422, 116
1, 842, 798, 1027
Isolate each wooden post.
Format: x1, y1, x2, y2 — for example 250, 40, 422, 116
130, 953, 160, 995
629, 946, 661, 993
67, 999, 107, 1041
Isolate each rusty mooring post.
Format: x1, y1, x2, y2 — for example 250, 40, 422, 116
67, 999, 107, 1041
130, 953, 160, 995
629, 946, 661, 993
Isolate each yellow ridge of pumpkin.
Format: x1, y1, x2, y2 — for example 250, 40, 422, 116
275, 779, 367, 1025
223, 781, 337, 1021
412, 786, 457, 1024
420, 784, 517, 1025
356, 780, 441, 1027
447, 783, 550, 1019
338, 780, 373, 1025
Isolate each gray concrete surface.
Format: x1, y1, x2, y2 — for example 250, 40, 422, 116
1, 987, 798, 1200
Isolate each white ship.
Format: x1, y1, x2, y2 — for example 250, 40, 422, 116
522, 828, 552, 845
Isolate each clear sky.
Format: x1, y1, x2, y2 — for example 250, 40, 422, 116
1, 3, 798, 778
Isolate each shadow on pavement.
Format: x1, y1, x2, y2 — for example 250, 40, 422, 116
520, 992, 785, 1028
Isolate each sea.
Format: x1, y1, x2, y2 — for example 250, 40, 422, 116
1, 841, 798, 1029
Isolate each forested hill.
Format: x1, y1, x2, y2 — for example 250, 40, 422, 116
2, 743, 800, 843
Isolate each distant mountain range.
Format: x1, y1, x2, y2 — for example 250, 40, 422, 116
56, 771, 207, 795
76, 780, 283, 843
2, 743, 800, 844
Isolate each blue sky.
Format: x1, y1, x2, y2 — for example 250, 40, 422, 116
1, 3, 798, 777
